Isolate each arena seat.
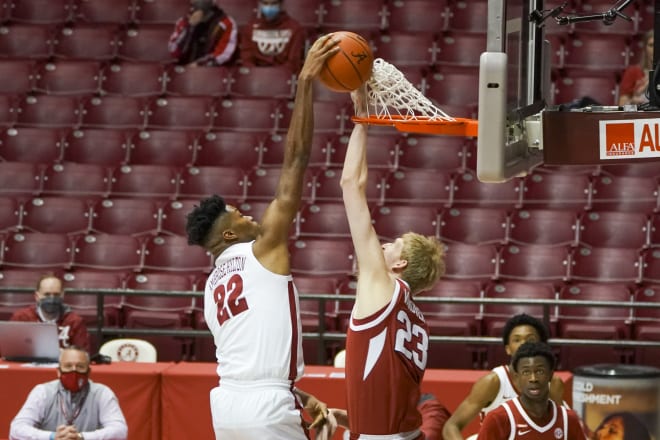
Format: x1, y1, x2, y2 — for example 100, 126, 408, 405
289, 238, 355, 277
1, 127, 64, 164
600, 161, 660, 178
0, 93, 18, 127
383, 169, 453, 207
229, 65, 296, 99
21, 196, 92, 234
128, 129, 196, 167
374, 31, 438, 67
508, 208, 579, 247
71, 233, 144, 271
398, 135, 465, 173
578, 211, 650, 250
90, 197, 160, 237
212, 97, 282, 133
639, 248, 660, 284
8, 0, 75, 24
296, 202, 351, 239
109, 164, 180, 199
34, 60, 102, 95
61, 270, 125, 327
446, 0, 487, 32
0, 60, 37, 94
563, 33, 631, 71
42, 162, 111, 198
294, 274, 339, 334
569, 246, 642, 284
75, 0, 136, 24
553, 69, 619, 106
327, 133, 400, 171
100, 62, 166, 97
632, 284, 660, 368
132, 0, 189, 25
52, 24, 120, 61
313, 167, 385, 205
0, 268, 47, 320
649, 213, 660, 248
2, 232, 73, 270
193, 130, 263, 170
520, 172, 592, 211
452, 170, 523, 209
246, 167, 314, 203
443, 243, 499, 282
79, 95, 148, 129
260, 132, 331, 170
15, 94, 82, 128
426, 66, 480, 110
217, 0, 256, 26
145, 96, 215, 130
438, 207, 508, 246
159, 199, 198, 237
178, 165, 247, 201
319, 0, 387, 31
142, 234, 213, 274
436, 31, 486, 67
164, 65, 231, 97
62, 128, 131, 166
116, 24, 173, 63
0, 23, 54, 59
0, 161, 44, 197
498, 244, 571, 284
0, 196, 21, 233
386, 0, 450, 34
590, 175, 659, 213
371, 204, 440, 241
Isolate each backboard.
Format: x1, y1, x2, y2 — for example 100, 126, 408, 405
477, 0, 548, 182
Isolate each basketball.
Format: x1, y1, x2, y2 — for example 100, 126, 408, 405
318, 31, 374, 93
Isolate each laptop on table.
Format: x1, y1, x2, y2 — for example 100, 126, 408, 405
0, 321, 61, 363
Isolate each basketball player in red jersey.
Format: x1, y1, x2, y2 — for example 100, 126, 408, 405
339, 86, 445, 439
185, 34, 339, 440
478, 342, 587, 440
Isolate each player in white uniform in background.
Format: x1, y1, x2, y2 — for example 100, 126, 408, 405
185, 34, 339, 440
443, 314, 566, 440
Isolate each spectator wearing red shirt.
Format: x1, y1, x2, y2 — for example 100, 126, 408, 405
10, 274, 90, 352
619, 30, 654, 106
239, 0, 305, 72
169, 0, 238, 66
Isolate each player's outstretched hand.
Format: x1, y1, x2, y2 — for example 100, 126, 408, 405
299, 34, 340, 81
350, 83, 369, 118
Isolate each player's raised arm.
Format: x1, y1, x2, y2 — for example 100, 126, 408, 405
340, 85, 397, 316
254, 35, 339, 272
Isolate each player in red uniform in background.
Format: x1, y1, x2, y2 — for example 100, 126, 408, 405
339, 85, 445, 440
478, 342, 587, 440
11, 274, 90, 351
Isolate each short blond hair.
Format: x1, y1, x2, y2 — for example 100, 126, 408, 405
400, 232, 445, 294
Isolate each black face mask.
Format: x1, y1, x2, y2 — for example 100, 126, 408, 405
39, 296, 64, 317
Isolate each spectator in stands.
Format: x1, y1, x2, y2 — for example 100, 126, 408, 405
9, 346, 128, 440
239, 0, 305, 72
618, 30, 654, 106
169, 0, 238, 66
10, 274, 90, 352
442, 313, 565, 440
477, 342, 587, 440
591, 411, 652, 440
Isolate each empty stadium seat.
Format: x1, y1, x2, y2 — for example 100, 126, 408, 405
218, 0, 256, 26
452, 170, 523, 209
75, 0, 136, 24
374, 31, 438, 66
212, 97, 281, 133
294, 274, 339, 334
164, 65, 231, 97
132, 0, 189, 24
72, 233, 144, 271
578, 211, 650, 249
313, 167, 385, 204
178, 166, 247, 201
3, 232, 73, 269
159, 199, 198, 236
553, 68, 619, 107
563, 33, 631, 71
246, 167, 314, 202
590, 175, 659, 213
296, 202, 350, 239
282, 0, 321, 28
0, 94, 18, 127
521, 172, 592, 210
649, 213, 660, 248
569, 246, 641, 284
100, 62, 166, 97
641, 248, 660, 284
61, 270, 124, 327
109, 164, 179, 199
398, 135, 465, 173
386, 0, 450, 33
1, 127, 64, 164
79, 95, 148, 129
371, 204, 440, 241
0, 23, 54, 59
383, 169, 452, 206
632, 284, 660, 367
437, 31, 486, 67
34, 60, 102, 95
52, 24, 120, 61
128, 129, 196, 167
426, 66, 480, 109
508, 208, 579, 247
0, 196, 21, 232
15, 94, 82, 128
498, 244, 571, 284
439, 207, 508, 245
116, 24, 173, 62
0, 60, 37, 94
62, 128, 131, 166
229, 65, 296, 99
319, 0, 386, 31
42, 162, 111, 198
600, 162, 660, 178
0, 161, 43, 197
0, 269, 47, 320
90, 198, 160, 236
443, 243, 499, 282
145, 96, 214, 130
289, 238, 355, 277
446, 0, 487, 31
193, 131, 262, 170
8, 0, 75, 24
21, 196, 91, 234
326, 133, 400, 171
142, 234, 212, 273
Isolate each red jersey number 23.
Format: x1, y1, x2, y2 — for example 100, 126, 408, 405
394, 310, 428, 370
214, 274, 249, 325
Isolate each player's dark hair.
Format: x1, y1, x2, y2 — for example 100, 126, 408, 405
185, 195, 227, 246
596, 412, 651, 440
511, 341, 555, 372
502, 313, 549, 345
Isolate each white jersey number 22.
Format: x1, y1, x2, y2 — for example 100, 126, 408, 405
214, 274, 249, 325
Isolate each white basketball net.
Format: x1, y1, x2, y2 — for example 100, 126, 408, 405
366, 58, 455, 121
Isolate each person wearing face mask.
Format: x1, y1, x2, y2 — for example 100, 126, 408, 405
169, 0, 238, 66
239, 0, 305, 72
9, 346, 128, 440
10, 274, 90, 352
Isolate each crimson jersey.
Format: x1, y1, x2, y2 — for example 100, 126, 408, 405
10, 306, 90, 351
479, 397, 587, 440
345, 279, 428, 440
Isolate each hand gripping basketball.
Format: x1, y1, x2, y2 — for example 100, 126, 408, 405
318, 31, 374, 92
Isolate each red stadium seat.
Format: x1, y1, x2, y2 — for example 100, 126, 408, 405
212, 97, 282, 133
371, 204, 440, 241
42, 162, 111, 198
590, 175, 659, 213
245, 167, 314, 202
236, 200, 271, 223
498, 244, 571, 284
0, 161, 44, 197
398, 135, 465, 173
426, 66, 480, 109
133, 0, 189, 24
281, 0, 322, 28
569, 246, 641, 284
0, 94, 18, 127
265, 132, 332, 170
159, 199, 198, 236
61, 270, 124, 327
508, 208, 579, 247
313, 167, 385, 205
62, 128, 131, 166
142, 234, 212, 273
578, 211, 650, 249
8, 0, 75, 24
193, 131, 263, 170
374, 31, 438, 66
294, 275, 339, 333
289, 238, 355, 277
557, 283, 633, 369
386, 0, 450, 33
641, 248, 660, 284
52, 24, 120, 61
116, 24, 173, 62
3, 232, 73, 269
443, 243, 499, 282
437, 31, 486, 68
439, 207, 508, 246
553, 69, 618, 106
164, 65, 231, 97
217, 0, 256, 26
21, 196, 91, 234
72, 233, 144, 271
649, 213, 660, 248
34, 60, 102, 95
296, 202, 350, 239
90, 197, 160, 236
600, 162, 660, 178
128, 129, 196, 167
229, 66, 296, 99
0, 23, 53, 59
632, 285, 660, 367
383, 169, 452, 207
15, 94, 82, 128
100, 62, 166, 97
446, 0, 487, 32
145, 96, 214, 130
0, 60, 37, 94
325, 133, 399, 171
521, 172, 592, 210
0, 127, 64, 164
0, 196, 22, 233
75, 0, 136, 24
563, 33, 631, 71
178, 166, 247, 201
452, 170, 523, 209
0, 269, 46, 320
319, 0, 386, 31
109, 164, 179, 199
79, 96, 148, 129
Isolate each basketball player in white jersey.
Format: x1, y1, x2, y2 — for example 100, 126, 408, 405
340, 86, 445, 439
478, 342, 587, 440
443, 314, 566, 440
185, 34, 339, 440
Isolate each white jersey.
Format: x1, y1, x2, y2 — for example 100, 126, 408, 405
481, 365, 519, 415
204, 241, 304, 382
